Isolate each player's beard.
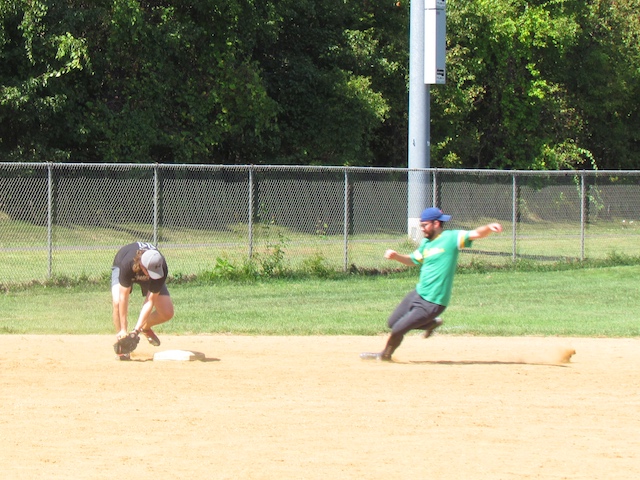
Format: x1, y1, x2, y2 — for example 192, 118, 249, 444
423, 223, 442, 240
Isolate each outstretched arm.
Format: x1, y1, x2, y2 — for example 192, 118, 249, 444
468, 223, 503, 241
384, 249, 415, 266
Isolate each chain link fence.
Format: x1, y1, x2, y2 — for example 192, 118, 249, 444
2, 163, 640, 285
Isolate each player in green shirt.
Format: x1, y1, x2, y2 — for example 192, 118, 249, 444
361, 207, 503, 362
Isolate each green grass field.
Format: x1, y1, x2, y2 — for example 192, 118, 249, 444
2, 216, 640, 338
1, 264, 638, 337
3, 216, 640, 285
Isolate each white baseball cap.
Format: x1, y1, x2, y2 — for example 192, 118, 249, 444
140, 250, 165, 279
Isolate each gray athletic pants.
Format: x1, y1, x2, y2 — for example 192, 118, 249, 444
383, 289, 446, 355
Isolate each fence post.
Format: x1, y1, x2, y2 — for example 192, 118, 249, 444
343, 170, 349, 272
432, 169, 438, 206
580, 172, 586, 261
47, 163, 53, 278
153, 164, 159, 245
248, 166, 254, 259
512, 173, 517, 262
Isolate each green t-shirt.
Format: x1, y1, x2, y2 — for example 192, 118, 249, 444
410, 230, 472, 306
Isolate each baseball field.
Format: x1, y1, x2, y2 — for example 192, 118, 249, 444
1, 333, 638, 479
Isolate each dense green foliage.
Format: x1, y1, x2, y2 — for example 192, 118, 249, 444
0, 0, 638, 168
436, 0, 640, 169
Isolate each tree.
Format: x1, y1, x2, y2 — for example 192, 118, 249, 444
247, 0, 396, 165
1, 0, 280, 163
77, 0, 280, 163
432, 0, 586, 169
0, 0, 91, 161
563, 0, 640, 169
431, 0, 640, 170
1, 0, 400, 165
1, 1, 638, 168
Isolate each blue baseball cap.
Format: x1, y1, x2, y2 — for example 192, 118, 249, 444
420, 207, 452, 222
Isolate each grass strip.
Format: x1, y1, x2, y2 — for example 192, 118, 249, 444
1, 265, 638, 337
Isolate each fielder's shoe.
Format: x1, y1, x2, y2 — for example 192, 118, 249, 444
422, 317, 443, 339
359, 352, 392, 362
142, 328, 161, 347
116, 353, 131, 361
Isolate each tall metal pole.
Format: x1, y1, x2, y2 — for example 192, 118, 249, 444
407, 0, 446, 241
407, 0, 429, 242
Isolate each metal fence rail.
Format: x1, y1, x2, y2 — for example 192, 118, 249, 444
2, 163, 640, 285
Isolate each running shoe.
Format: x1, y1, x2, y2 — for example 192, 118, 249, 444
142, 328, 161, 346
422, 317, 443, 339
359, 352, 392, 362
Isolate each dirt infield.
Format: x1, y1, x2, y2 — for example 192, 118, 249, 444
1, 335, 639, 479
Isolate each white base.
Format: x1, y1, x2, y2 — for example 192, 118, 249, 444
153, 350, 206, 362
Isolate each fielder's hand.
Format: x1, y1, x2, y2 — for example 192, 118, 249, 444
113, 331, 140, 355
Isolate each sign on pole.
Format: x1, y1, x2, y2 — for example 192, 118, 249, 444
424, 0, 446, 85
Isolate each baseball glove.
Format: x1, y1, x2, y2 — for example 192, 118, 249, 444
113, 331, 140, 355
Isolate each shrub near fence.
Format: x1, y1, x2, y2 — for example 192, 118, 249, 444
1, 163, 640, 285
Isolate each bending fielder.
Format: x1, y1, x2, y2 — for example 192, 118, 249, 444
111, 242, 174, 360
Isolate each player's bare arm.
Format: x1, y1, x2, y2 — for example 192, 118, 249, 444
134, 292, 158, 331
384, 249, 415, 266
116, 285, 131, 338
469, 223, 503, 241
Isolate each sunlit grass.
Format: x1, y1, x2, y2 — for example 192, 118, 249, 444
1, 265, 639, 337
2, 218, 640, 285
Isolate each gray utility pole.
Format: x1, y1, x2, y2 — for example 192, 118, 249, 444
407, 0, 446, 241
